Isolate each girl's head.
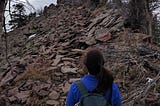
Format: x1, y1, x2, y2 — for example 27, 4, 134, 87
82, 48, 113, 93
83, 48, 104, 75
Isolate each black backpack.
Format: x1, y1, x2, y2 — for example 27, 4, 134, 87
74, 80, 112, 106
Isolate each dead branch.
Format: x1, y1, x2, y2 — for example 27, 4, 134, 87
143, 60, 160, 74
144, 72, 160, 97
140, 71, 160, 104
122, 71, 160, 105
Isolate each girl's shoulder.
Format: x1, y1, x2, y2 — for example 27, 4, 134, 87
111, 82, 121, 96
70, 81, 79, 92
112, 82, 119, 90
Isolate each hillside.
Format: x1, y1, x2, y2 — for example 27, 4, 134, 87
0, 2, 160, 106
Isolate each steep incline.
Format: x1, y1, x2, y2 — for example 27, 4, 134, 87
0, 3, 159, 106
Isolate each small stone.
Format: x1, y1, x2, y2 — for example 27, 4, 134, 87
8, 96, 17, 102
85, 37, 96, 45
55, 72, 63, 76
8, 87, 19, 96
38, 90, 49, 97
61, 67, 78, 74
61, 42, 70, 47
62, 82, 70, 95
0, 70, 17, 87
52, 55, 63, 66
32, 83, 51, 93
63, 61, 71, 66
46, 100, 59, 106
71, 49, 85, 54
96, 31, 111, 42
15, 91, 30, 103
49, 90, 60, 100
61, 58, 75, 61
47, 67, 58, 72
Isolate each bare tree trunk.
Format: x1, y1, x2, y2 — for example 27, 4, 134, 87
0, 0, 6, 41
8, 0, 12, 19
3, 10, 10, 65
4, 0, 10, 65
0, 0, 10, 65
112, 0, 122, 8
145, 0, 152, 36
125, 0, 152, 35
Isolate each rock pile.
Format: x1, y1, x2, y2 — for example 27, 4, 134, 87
0, 2, 160, 106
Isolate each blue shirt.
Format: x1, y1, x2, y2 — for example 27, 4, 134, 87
66, 75, 122, 106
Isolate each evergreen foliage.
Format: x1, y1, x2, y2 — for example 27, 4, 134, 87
153, 15, 160, 44
9, 3, 27, 29
153, 15, 160, 37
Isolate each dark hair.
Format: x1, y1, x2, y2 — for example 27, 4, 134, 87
83, 48, 114, 93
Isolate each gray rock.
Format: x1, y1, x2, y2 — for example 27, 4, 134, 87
38, 90, 49, 97
8, 87, 19, 96
62, 81, 70, 95
46, 100, 59, 106
32, 83, 51, 94
61, 66, 78, 74
85, 37, 96, 45
52, 55, 63, 66
88, 13, 108, 30
47, 67, 58, 72
15, 91, 30, 103
61, 57, 75, 61
8, 96, 17, 102
0, 70, 17, 87
48, 90, 60, 100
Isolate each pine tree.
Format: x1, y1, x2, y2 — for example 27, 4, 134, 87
153, 15, 160, 37
9, 3, 27, 29
124, 0, 152, 35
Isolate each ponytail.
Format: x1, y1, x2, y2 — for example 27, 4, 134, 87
83, 48, 114, 93
96, 67, 114, 93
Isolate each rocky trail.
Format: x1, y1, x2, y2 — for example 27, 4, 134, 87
0, 2, 160, 106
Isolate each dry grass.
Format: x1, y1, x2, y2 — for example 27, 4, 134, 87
15, 57, 51, 82
15, 66, 48, 82
28, 96, 48, 106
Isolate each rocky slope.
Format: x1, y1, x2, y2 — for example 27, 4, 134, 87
0, 2, 160, 106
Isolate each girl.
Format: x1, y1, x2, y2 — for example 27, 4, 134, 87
66, 48, 122, 106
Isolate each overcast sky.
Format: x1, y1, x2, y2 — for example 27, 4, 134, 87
5, 0, 57, 31
18, 0, 57, 12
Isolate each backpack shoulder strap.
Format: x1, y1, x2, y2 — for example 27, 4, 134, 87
74, 80, 88, 96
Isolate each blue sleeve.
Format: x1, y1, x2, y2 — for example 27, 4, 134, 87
111, 83, 122, 106
66, 83, 80, 106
